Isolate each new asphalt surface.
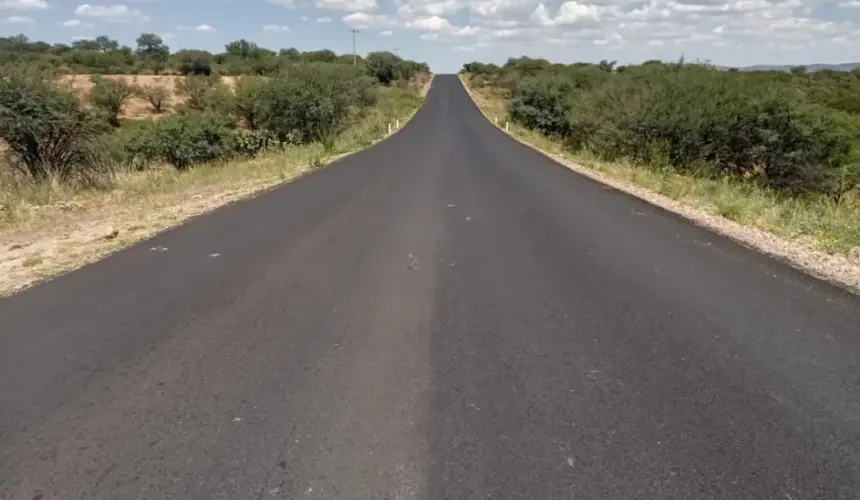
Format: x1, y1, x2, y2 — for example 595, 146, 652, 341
2, 75, 860, 500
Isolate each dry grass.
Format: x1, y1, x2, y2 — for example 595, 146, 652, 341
0, 82, 430, 296
460, 74, 860, 293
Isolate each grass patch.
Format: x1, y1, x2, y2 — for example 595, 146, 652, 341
461, 75, 860, 258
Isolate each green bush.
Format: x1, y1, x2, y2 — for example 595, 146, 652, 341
565, 67, 858, 195
0, 34, 431, 80
254, 63, 378, 143
233, 76, 267, 129
477, 61, 860, 198
365, 51, 424, 85
175, 75, 224, 111
508, 78, 574, 138
90, 75, 137, 126
0, 64, 105, 180
229, 129, 282, 157
130, 111, 235, 169
135, 83, 170, 113
174, 49, 213, 76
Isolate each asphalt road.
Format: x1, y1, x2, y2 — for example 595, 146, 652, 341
2, 75, 860, 500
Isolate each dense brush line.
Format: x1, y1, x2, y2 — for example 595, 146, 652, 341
464, 57, 860, 201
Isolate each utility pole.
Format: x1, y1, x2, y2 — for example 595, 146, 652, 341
351, 28, 359, 65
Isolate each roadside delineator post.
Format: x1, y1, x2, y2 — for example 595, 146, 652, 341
494, 116, 498, 125
396, 119, 400, 129
505, 121, 509, 132
388, 123, 392, 135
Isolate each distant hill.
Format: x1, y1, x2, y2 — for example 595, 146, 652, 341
735, 63, 860, 72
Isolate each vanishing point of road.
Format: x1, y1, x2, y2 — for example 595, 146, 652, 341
1, 75, 859, 500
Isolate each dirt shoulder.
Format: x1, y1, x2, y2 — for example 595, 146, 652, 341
459, 75, 860, 294
0, 81, 431, 297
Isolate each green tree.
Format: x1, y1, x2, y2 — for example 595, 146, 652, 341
365, 51, 400, 85
72, 38, 101, 52
174, 49, 213, 76
94, 35, 119, 52
90, 75, 137, 126
135, 33, 170, 74
225, 39, 260, 58
598, 59, 617, 73
135, 84, 171, 113
0, 64, 103, 180
255, 63, 377, 143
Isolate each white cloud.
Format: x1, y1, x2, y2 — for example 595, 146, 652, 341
378, 0, 860, 69
420, 32, 439, 39
267, 0, 295, 6
300, 15, 308, 20
380, 29, 393, 35
60, 18, 98, 28
398, 0, 462, 16
555, 1, 602, 24
316, 15, 332, 22
3, 14, 33, 22
468, 0, 539, 20
263, 24, 290, 31
451, 24, 480, 35
316, 0, 375, 10
342, 11, 393, 27
195, 23, 216, 32
530, 3, 553, 25
74, 4, 149, 22
407, 14, 451, 29
0, 0, 46, 10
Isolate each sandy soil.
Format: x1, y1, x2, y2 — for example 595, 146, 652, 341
61, 74, 239, 119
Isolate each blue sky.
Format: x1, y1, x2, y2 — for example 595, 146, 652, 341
2, 0, 860, 72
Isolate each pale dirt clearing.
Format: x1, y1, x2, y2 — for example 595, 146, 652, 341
61, 74, 240, 119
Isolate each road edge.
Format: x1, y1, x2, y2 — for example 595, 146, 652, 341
458, 75, 860, 295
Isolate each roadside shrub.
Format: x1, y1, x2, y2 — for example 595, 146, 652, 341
93, 119, 152, 171
255, 63, 378, 143
175, 75, 224, 110
365, 51, 418, 85
196, 82, 237, 116
473, 60, 860, 198
229, 129, 282, 157
566, 67, 858, 195
233, 76, 267, 128
90, 75, 137, 126
130, 111, 235, 169
135, 83, 170, 113
0, 64, 105, 180
508, 78, 574, 138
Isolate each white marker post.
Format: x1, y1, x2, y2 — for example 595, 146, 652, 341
505, 121, 509, 132
388, 122, 392, 135
494, 116, 498, 125
396, 119, 400, 129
